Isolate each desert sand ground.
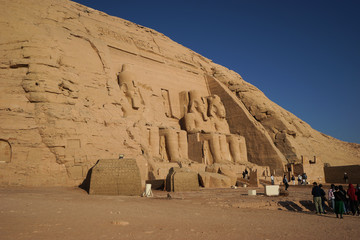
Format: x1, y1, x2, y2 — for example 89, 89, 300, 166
1, 184, 359, 240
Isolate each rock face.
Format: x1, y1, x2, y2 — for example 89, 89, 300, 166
0, 0, 359, 186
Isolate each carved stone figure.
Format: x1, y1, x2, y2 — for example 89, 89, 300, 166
200, 133, 231, 164
184, 90, 212, 133
208, 95, 248, 164
207, 95, 230, 133
159, 128, 188, 162
118, 64, 188, 163
184, 91, 247, 164
117, 64, 145, 117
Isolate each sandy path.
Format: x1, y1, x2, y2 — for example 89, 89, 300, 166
1, 186, 359, 240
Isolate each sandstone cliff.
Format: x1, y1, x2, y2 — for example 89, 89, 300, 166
0, 0, 359, 186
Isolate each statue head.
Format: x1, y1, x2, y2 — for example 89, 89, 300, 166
188, 90, 208, 121
208, 95, 226, 119
118, 64, 142, 109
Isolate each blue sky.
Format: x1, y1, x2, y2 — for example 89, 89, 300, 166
74, 0, 360, 144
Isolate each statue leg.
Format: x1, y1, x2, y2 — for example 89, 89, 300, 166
178, 130, 188, 159
207, 133, 222, 164
227, 135, 241, 163
219, 134, 231, 162
159, 129, 179, 162
149, 127, 160, 157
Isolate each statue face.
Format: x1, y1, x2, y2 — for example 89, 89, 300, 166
214, 101, 226, 118
118, 70, 142, 110
209, 96, 226, 119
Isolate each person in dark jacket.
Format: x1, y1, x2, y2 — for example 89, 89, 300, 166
319, 184, 327, 213
334, 186, 345, 219
356, 184, 360, 215
356, 184, 360, 203
283, 175, 289, 190
347, 184, 359, 215
339, 185, 349, 214
312, 182, 323, 214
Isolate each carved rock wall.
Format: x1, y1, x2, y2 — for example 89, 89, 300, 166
0, 0, 359, 186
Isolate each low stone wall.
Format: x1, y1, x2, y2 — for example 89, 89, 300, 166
324, 165, 360, 184
89, 159, 142, 196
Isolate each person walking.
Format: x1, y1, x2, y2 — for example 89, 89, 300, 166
270, 174, 274, 185
312, 182, 323, 214
347, 184, 359, 215
334, 186, 345, 219
283, 175, 289, 190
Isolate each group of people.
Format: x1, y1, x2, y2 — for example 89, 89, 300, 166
312, 182, 360, 218
281, 173, 308, 190
297, 173, 308, 185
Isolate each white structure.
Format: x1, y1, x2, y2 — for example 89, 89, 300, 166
142, 184, 153, 197
265, 185, 279, 196
248, 189, 256, 196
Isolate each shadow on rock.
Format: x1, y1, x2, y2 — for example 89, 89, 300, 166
78, 167, 94, 194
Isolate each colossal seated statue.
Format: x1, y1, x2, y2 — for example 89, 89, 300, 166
184, 91, 247, 164
207, 94, 248, 164
117, 64, 188, 163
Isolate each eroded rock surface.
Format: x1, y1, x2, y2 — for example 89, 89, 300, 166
0, 0, 359, 186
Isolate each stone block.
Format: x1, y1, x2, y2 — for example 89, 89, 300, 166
219, 166, 237, 186
166, 167, 199, 192
198, 171, 232, 188
248, 189, 256, 196
265, 185, 279, 196
89, 158, 142, 196
249, 168, 259, 187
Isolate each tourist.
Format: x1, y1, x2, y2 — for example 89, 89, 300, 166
334, 186, 345, 219
244, 169, 248, 180
297, 174, 302, 185
347, 184, 359, 215
270, 174, 274, 185
344, 172, 348, 184
356, 184, 360, 202
356, 184, 360, 214
319, 184, 327, 213
291, 175, 295, 185
339, 185, 349, 214
312, 182, 323, 214
283, 175, 289, 190
328, 184, 336, 210
303, 173, 308, 185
